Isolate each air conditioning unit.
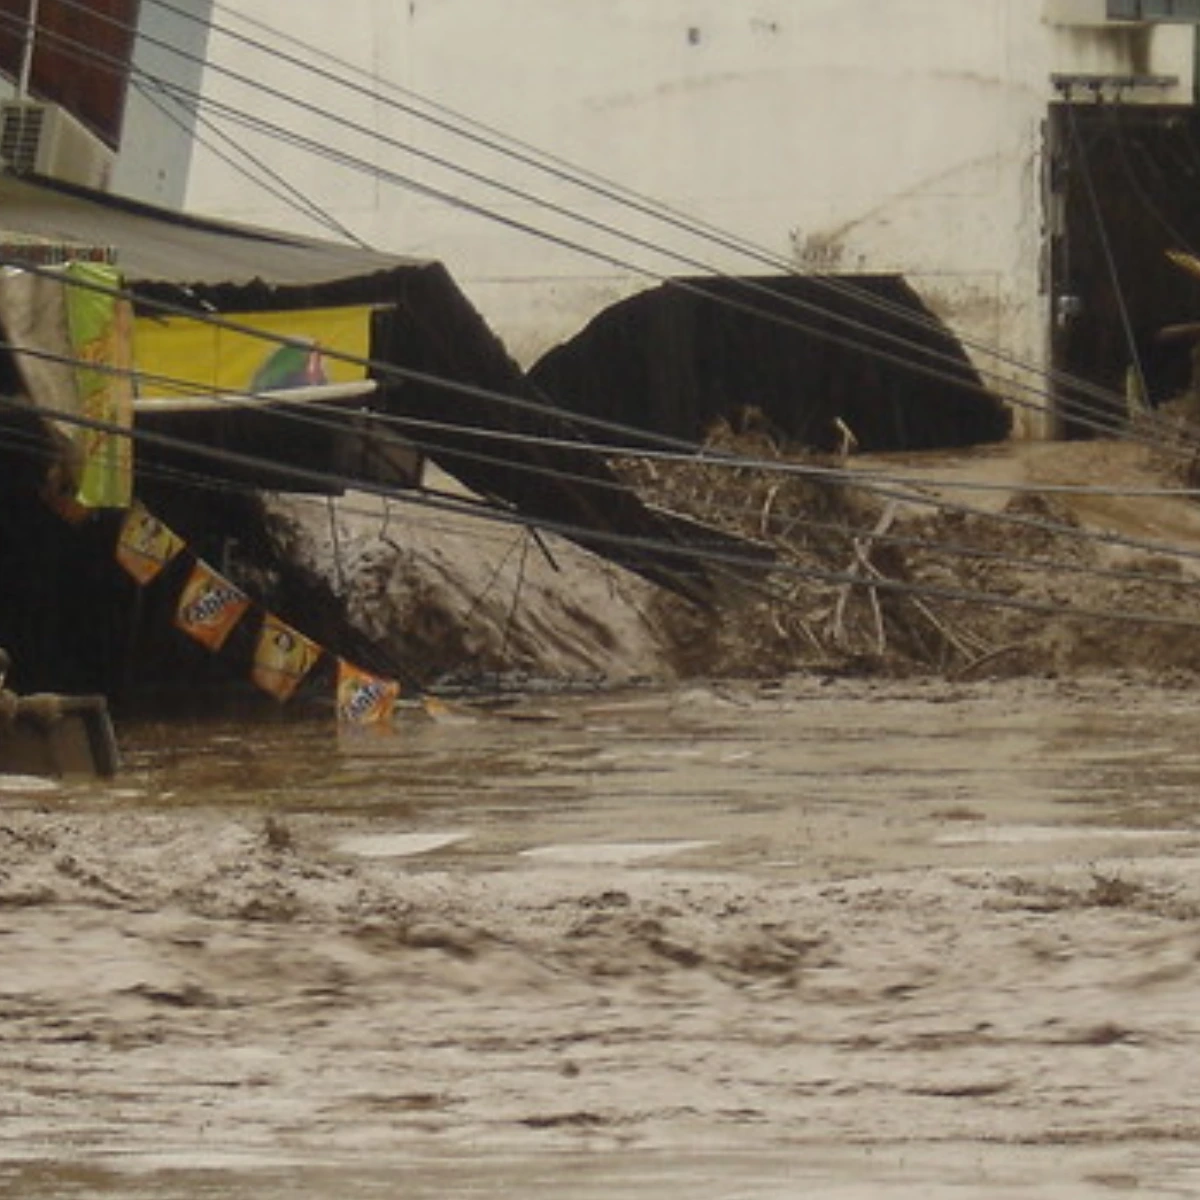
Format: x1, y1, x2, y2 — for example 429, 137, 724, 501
1046, 0, 1200, 22
0, 101, 115, 191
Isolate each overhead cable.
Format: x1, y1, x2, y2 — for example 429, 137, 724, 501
9, 386, 1200, 637
8, 260, 1200, 589
156, 0, 1179, 439
6, 4, 1186, 455
7, 255, 1200, 524
10, 336, 1200, 622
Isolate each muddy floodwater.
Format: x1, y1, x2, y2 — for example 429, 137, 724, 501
3, 675, 1200, 1198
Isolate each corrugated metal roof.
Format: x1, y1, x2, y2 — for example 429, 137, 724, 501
0, 171, 422, 285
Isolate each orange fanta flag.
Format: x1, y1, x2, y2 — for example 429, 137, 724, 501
116, 501, 185, 585
252, 614, 322, 702
336, 659, 400, 725
174, 561, 251, 652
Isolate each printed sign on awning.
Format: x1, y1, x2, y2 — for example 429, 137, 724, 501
134, 305, 373, 401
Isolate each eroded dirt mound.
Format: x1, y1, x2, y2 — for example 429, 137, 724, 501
248, 434, 1200, 691
261, 482, 674, 691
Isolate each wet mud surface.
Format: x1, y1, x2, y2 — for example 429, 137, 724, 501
3, 677, 1200, 1197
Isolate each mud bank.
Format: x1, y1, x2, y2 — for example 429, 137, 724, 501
263, 437, 1200, 694
262, 473, 678, 690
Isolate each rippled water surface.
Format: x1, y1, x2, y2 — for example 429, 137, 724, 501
4, 677, 1200, 1197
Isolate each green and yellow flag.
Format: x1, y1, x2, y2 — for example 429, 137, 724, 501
64, 261, 134, 509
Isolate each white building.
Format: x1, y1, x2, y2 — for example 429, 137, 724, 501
59, 3, 1200, 435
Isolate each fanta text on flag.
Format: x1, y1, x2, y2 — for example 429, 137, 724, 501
174, 561, 251, 652
336, 659, 400, 725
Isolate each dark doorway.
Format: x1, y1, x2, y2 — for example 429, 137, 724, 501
530, 275, 1011, 455
1048, 101, 1200, 436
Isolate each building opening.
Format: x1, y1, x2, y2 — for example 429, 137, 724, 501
1048, 101, 1200, 437
530, 275, 1011, 455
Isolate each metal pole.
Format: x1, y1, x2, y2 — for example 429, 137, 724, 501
17, 0, 40, 99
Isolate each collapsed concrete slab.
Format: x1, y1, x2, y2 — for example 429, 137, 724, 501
531, 274, 1012, 454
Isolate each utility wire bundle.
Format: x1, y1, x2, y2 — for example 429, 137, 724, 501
4, 1, 1200, 677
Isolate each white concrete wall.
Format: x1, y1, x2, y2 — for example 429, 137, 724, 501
112, 0, 215, 208
119, 1, 1199, 432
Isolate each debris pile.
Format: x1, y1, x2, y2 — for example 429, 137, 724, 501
619, 427, 1200, 682
151, 430, 1200, 696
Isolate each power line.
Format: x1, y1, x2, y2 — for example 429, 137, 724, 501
184, 1, 1200, 454
165, 0, 1177, 439
9, 351, 1200, 609
9, 337, 1200, 645
0, 262, 1165, 554
2, 414, 1176, 686
7, 23, 1200, 554
7, 18, 1200, 662
108, 441, 1197, 605
130, 76, 369, 247
12, 384, 1200, 638
17, 9, 1200, 463
3, 3, 1179, 454
127, 18, 1200, 454
8, 263, 1200, 582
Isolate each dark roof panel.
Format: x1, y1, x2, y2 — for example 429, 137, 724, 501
0, 170, 420, 284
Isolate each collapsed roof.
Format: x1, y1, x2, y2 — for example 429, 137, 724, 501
0, 171, 729, 604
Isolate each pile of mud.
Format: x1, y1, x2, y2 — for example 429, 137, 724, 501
242, 432, 1200, 692
258, 479, 674, 693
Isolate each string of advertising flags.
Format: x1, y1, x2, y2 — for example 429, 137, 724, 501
0, 256, 407, 727
116, 500, 403, 725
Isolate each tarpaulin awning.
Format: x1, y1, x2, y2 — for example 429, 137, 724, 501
0, 170, 751, 603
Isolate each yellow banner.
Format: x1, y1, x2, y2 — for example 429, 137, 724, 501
253, 615, 322, 703
135, 305, 372, 399
174, 561, 250, 652
65, 262, 134, 508
115, 501, 185, 586
336, 659, 400, 725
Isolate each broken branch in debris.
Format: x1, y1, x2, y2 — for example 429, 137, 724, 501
831, 502, 897, 654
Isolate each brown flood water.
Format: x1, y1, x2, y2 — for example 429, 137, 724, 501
3, 675, 1200, 1198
